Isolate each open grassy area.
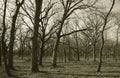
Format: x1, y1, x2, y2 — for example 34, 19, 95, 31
1, 58, 120, 78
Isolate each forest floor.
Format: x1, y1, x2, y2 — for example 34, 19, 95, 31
1, 58, 120, 78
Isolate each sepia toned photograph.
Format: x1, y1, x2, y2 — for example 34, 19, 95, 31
0, 0, 120, 78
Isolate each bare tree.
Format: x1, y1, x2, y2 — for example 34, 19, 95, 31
1, 0, 11, 76
31, 0, 43, 72
39, 1, 57, 66
8, 0, 24, 70
52, 0, 96, 67
81, 13, 103, 61
74, 32, 80, 61
97, 0, 115, 72
21, 0, 58, 66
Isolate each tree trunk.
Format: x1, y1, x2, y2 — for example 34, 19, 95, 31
2, 0, 11, 75
75, 33, 80, 61
8, 0, 24, 70
2, 41, 11, 76
31, 0, 43, 72
52, 36, 60, 67
21, 46, 24, 60
52, 17, 65, 67
84, 43, 89, 60
63, 37, 67, 63
39, 31, 45, 66
0, 41, 2, 66
97, 37, 104, 72
68, 36, 71, 62
39, 36, 45, 66
97, 0, 115, 72
93, 43, 97, 61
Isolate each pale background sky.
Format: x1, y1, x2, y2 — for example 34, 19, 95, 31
0, 0, 120, 41
98, 0, 120, 40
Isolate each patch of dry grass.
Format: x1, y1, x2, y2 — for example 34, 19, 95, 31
1, 58, 120, 78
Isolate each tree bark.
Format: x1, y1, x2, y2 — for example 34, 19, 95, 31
31, 0, 43, 72
52, 36, 60, 67
39, 35, 45, 66
8, 0, 24, 70
2, 0, 11, 76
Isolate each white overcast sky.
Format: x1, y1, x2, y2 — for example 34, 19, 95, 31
104, 0, 120, 40
0, 0, 120, 40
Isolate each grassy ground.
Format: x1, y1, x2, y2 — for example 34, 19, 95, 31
1, 58, 120, 78
0, 66, 8, 78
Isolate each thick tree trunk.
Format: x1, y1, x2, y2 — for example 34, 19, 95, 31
39, 42, 44, 66
2, 0, 11, 75
8, 8, 19, 70
8, 0, 24, 70
52, 17, 65, 67
39, 36, 45, 66
52, 36, 60, 67
2, 41, 11, 76
31, 0, 43, 72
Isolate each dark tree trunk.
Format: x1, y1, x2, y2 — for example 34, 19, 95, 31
8, 0, 24, 70
39, 33, 45, 66
31, 0, 43, 72
97, 37, 104, 72
21, 46, 24, 60
84, 43, 89, 60
2, 0, 11, 76
0, 41, 2, 66
75, 33, 80, 61
68, 36, 71, 62
2, 41, 11, 76
77, 48, 80, 61
93, 43, 97, 61
97, 0, 115, 72
63, 37, 67, 63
